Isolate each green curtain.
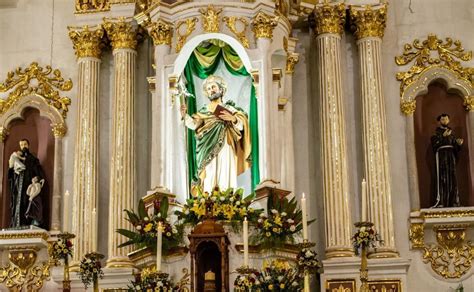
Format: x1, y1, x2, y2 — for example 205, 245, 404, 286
184, 41, 260, 192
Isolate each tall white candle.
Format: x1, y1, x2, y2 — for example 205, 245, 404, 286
63, 190, 70, 232
243, 217, 249, 267
301, 193, 308, 240
92, 208, 97, 251
362, 179, 367, 222
157, 222, 163, 271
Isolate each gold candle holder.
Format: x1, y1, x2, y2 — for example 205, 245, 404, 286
297, 240, 316, 292
58, 232, 76, 292
354, 221, 374, 292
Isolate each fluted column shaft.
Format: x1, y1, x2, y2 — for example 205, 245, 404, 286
313, 3, 354, 258
350, 4, 398, 257
51, 124, 66, 231
68, 26, 103, 262
104, 19, 137, 268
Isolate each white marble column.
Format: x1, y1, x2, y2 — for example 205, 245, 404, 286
313, 3, 354, 258
51, 123, 67, 231
103, 19, 137, 268
350, 4, 398, 257
68, 25, 103, 261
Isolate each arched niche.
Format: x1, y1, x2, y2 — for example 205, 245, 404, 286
402, 67, 474, 210
0, 94, 66, 230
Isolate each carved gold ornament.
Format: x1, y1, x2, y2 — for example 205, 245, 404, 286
52, 122, 67, 138
252, 12, 279, 39
103, 17, 138, 50
176, 18, 198, 53
286, 53, 300, 74
146, 19, 173, 46
409, 222, 424, 248
400, 99, 416, 116
349, 4, 387, 40
463, 95, 474, 112
0, 62, 73, 119
68, 25, 104, 59
223, 16, 250, 48
0, 248, 50, 291
0, 126, 9, 142
75, 0, 110, 13
395, 34, 473, 97
422, 225, 474, 279
312, 3, 345, 36
199, 5, 222, 33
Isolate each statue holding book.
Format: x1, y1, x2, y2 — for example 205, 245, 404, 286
180, 75, 251, 192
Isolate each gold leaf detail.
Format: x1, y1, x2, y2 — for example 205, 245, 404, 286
146, 19, 173, 46
199, 5, 222, 33
223, 16, 250, 48
68, 25, 104, 59
400, 99, 416, 115
252, 12, 279, 39
312, 3, 345, 36
176, 18, 198, 53
103, 17, 138, 50
349, 4, 387, 40
409, 223, 424, 248
75, 0, 110, 13
286, 53, 300, 74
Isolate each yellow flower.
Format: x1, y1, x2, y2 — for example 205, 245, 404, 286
191, 203, 206, 217
280, 284, 285, 289
222, 204, 235, 220
144, 223, 153, 232
212, 204, 221, 216
268, 284, 274, 290
274, 216, 282, 226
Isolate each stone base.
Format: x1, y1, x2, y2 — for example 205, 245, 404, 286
320, 257, 410, 292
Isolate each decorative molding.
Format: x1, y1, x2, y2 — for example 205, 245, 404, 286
367, 280, 401, 292
68, 25, 104, 59
0, 126, 9, 142
176, 17, 198, 53
146, 19, 173, 46
400, 99, 416, 116
199, 5, 222, 33
223, 16, 250, 49
325, 279, 356, 292
0, 232, 49, 241
312, 3, 345, 36
409, 222, 424, 248
395, 34, 473, 97
103, 17, 138, 50
0, 62, 73, 119
421, 209, 474, 219
251, 11, 278, 39
286, 52, 299, 74
464, 95, 474, 112
51, 122, 67, 138
75, 0, 110, 14
349, 4, 387, 40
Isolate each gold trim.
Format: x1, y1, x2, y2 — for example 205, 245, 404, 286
176, 18, 198, 53
199, 5, 222, 33
421, 209, 474, 219
400, 99, 416, 116
68, 25, 104, 59
75, 0, 110, 14
0, 62, 73, 119
223, 16, 250, 48
349, 4, 387, 40
251, 12, 278, 39
409, 223, 424, 248
103, 17, 138, 50
286, 52, 299, 74
325, 279, 356, 292
464, 95, 474, 112
0, 126, 9, 142
312, 3, 345, 36
51, 122, 67, 138
146, 19, 173, 46
0, 231, 49, 241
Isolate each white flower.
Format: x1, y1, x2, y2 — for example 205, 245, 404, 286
220, 197, 226, 202
278, 276, 284, 282
271, 209, 278, 214
292, 281, 299, 286
258, 219, 263, 223
166, 217, 170, 222
184, 209, 189, 215
236, 201, 241, 206
281, 212, 287, 217
290, 225, 296, 232
211, 196, 217, 202
287, 219, 294, 224
229, 197, 234, 202
200, 198, 206, 204
305, 250, 313, 257
144, 217, 149, 222
265, 276, 271, 281
259, 213, 266, 218
136, 225, 142, 230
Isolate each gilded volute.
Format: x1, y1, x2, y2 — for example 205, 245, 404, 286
68, 25, 104, 59
312, 3, 345, 36
251, 12, 279, 39
349, 4, 387, 40
103, 17, 138, 50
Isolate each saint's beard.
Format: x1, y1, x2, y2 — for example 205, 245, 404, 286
21, 148, 29, 155
208, 91, 223, 101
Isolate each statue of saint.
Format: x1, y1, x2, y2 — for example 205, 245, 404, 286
8, 139, 44, 227
431, 113, 463, 208
181, 75, 251, 192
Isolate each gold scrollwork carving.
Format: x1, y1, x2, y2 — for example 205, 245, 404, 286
0, 126, 9, 142
175, 268, 191, 292
176, 18, 198, 53
312, 3, 345, 36
146, 19, 173, 46
395, 34, 473, 96
400, 99, 416, 116
409, 222, 425, 248
199, 5, 222, 33
68, 25, 105, 59
286, 53, 299, 74
103, 17, 138, 50
422, 225, 474, 279
463, 95, 474, 112
223, 16, 250, 48
252, 12, 279, 39
0, 62, 73, 118
349, 4, 387, 40
75, 0, 110, 13
51, 122, 67, 138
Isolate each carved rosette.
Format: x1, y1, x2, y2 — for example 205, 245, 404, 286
68, 25, 104, 59
349, 4, 387, 40
286, 53, 299, 74
199, 5, 222, 33
103, 18, 138, 50
312, 3, 345, 36
252, 12, 278, 39
147, 19, 173, 46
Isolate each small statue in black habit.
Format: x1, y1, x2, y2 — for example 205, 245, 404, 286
431, 113, 464, 208
8, 138, 44, 227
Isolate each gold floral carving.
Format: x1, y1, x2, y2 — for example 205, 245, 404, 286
312, 3, 345, 36
286, 53, 300, 74
199, 5, 222, 33
409, 222, 424, 248
0, 62, 73, 118
75, 0, 110, 13
0, 126, 9, 142
103, 17, 138, 50
68, 25, 104, 59
463, 95, 474, 112
400, 99, 416, 116
146, 19, 173, 46
0, 248, 50, 291
0, 232, 49, 241
223, 16, 250, 48
176, 18, 198, 53
422, 225, 474, 279
421, 209, 474, 219
51, 122, 67, 138
395, 34, 473, 96
251, 12, 279, 39
349, 4, 387, 40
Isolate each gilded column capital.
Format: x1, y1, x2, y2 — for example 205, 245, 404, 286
68, 25, 104, 59
252, 12, 279, 39
349, 4, 387, 40
103, 18, 138, 50
312, 3, 346, 36
286, 52, 299, 74
146, 19, 173, 46
464, 95, 474, 111
52, 123, 67, 138
0, 126, 9, 142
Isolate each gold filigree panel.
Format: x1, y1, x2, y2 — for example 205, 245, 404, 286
0, 62, 73, 119
223, 16, 250, 48
199, 5, 222, 33
75, 0, 110, 13
367, 280, 401, 292
325, 279, 356, 292
176, 18, 198, 53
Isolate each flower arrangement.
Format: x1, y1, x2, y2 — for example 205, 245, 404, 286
234, 271, 261, 292
175, 187, 262, 228
296, 248, 321, 274
128, 267, 176, 291
352, 223, 383, 255
117, 196, 184, 252
253, 193, 312, 249
78, 252, 104, 289
51, 237, 73, 261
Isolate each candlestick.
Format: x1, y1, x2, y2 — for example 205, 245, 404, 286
92, 208, 97, 251
301, 193, 308, 240
243, 217, 249, 267
157, 222, 163, 272
362, 179, 367, 222
63, 190, 70, 232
